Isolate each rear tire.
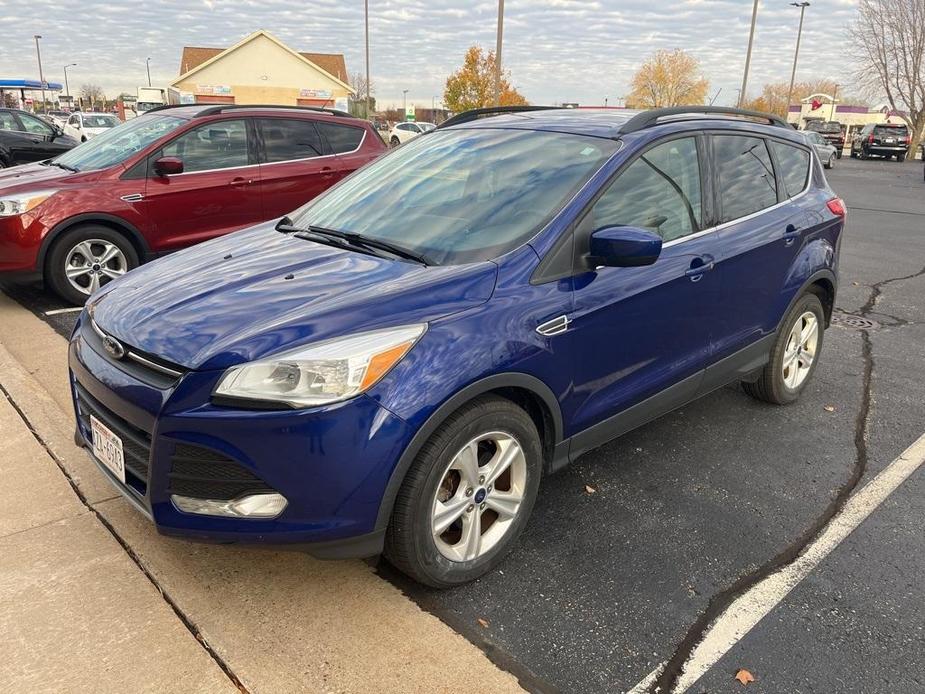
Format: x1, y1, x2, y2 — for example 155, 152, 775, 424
836, 150, 842, 159
46, 225, 139, 305
824, 154, 835, 169
384, 396, 542, 587
897, 153, 906, 163
743, 293, 825, 406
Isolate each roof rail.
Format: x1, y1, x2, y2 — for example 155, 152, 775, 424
620, 106, 790, 134
193, 104, 355, 119
144, 103, 197, 114
437, 105, 559, 129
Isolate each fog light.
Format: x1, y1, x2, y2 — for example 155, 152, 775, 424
171, 492, 288, 519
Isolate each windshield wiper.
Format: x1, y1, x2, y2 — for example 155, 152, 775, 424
45, 160, 78, 172
276, 218, 433, 266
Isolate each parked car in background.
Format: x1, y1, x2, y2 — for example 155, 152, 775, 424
64, 112, 121, 142
0, 108, 79, 168
0, 104, 387, 303
388, 121, 436, 147
802, 130, 838, 169
804, 120, 844, 158
69, 106, 844, 587
850, 123, 911, 161
45, 110, 72, 128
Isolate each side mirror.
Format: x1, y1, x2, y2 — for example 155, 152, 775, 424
153, 156, 184, 176
589, 226, 662, 268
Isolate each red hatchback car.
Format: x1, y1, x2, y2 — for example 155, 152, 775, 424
0, 104, 386, 303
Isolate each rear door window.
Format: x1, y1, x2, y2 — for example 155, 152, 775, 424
257, 118, 325, 163
873, 125, 907, 139
590, 136, 702, 242
317, 122, 364, 153
713, 135, 778, 223
769, 140, 810, 198
0, 112, 17, 130
161, 119, 249, 172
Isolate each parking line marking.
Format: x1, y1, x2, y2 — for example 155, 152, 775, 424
43, 307, 83, 315
664, 432, 925, 692
625, 662, 664, 693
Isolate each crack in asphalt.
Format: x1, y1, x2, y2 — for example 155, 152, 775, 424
0, 383, 250, 694
647, 262, 925, 692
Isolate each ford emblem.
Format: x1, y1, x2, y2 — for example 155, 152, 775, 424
103, 335, 125, 359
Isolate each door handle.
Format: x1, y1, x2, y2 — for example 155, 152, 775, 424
320, 166, 335, 180
685, 255, 715, 282
783, 223, 801, 247
230, 177, 253, 187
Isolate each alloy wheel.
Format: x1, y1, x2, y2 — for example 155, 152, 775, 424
64, 239, 128, 296
782, 311, 819, 389
431, 431, 527, 562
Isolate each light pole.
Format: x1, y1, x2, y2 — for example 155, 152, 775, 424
364, 0, 371, 119
402, 89, 409, 119
738, 0, 759, 107
494, 0, 505, 106
63, 63, 76, 106
146, 57, 152, 87
604, 96, 609, 107
786, 2, 810, 112
34, 35, 46, 113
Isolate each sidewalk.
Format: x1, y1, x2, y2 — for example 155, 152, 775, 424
0, 294, 525, 693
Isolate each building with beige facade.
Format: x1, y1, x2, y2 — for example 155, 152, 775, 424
171, 30, 353, 109
787, 93, 908, 137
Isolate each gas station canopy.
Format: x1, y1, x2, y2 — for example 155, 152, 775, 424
0, 79, 64, 91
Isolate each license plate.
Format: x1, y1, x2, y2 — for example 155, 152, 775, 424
885, 138, 895, 143
91, 415, 125, 483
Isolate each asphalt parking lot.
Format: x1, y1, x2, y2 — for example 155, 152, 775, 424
2, 157, 923, 692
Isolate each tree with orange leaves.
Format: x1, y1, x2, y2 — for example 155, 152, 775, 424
443, 46, 528, 113
626, 49, 709, 108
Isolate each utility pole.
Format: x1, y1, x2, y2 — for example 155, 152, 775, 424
738, 0, 759, 107
402, 89, 408, 119
146, 57, 152, 87
63, 63, 76, 105
34, 35, 46, 113
364, 0, 371, 119
494, 0, 505, 106
830, 83, 839, 122
786, 2, 810, 111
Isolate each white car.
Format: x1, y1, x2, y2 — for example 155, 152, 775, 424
64, 112, 120, 142
388, 121, 436, 147
45, 110, 71, 128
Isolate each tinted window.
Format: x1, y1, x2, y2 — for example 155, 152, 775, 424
258, 118, 324, 162
17, 113, 53, 135
0, 112, 17, 130
714, 135, 777, 223
162, 119, 249, 172
293, 128, 617, 265
770, 141, 810, 198
591, 137, 702, 242
873, 125, 907, 137
317, 122, 363, 153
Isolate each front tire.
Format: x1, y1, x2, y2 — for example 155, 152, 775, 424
384, 396, 542, 587
743, 293, 825, 405
825, 154, 835, 169
46, 225, 139, 305
390, 136, 400, 148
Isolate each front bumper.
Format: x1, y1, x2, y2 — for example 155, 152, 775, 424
0, 212, 49, 273
69, 317, 414, 558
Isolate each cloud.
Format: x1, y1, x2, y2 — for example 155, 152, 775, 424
0, 0, 861, 107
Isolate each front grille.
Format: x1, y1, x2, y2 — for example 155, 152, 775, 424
75, 383, 152, 495
167, 443, 275, 500
81, 318, 188, 388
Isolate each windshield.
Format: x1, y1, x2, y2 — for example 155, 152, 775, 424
291, 128, 617, 265
53, 114, 185, 172
83, 115, 119, 128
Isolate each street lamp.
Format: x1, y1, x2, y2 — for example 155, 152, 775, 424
34, 35, 46, 113
364, 0, 371, 119
63, 63, 76, 105
786, 2, 811, 113
146, 57, 152, 87
494, 0, 505, 106
738, 0, 760, 107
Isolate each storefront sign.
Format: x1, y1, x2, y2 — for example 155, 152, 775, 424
196, 84, 232, 95
300, 88, 333, 99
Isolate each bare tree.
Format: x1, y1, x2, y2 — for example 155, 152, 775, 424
78, 83, 106, 110
848, 0, 925, 159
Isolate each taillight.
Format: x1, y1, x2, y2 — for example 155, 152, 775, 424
827, 197, 846, 217
868, 134, 874, 143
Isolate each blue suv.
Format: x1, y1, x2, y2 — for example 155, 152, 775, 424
70, 106, 845, 587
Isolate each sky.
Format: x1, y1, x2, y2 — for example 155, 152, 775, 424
1, 0, 863, 109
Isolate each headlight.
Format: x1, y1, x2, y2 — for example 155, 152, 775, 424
213, 324, 426, 408
0, 189, 58, 217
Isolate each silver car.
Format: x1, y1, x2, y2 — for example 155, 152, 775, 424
802, 130, 838, 169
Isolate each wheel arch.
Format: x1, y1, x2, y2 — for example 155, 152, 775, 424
38, 213, 150, 275
778, 268, 837, 331
374, 372, 564, 532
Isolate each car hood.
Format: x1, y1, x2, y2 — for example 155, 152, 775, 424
90, 222, 499, 371
0, 161, 99, 193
